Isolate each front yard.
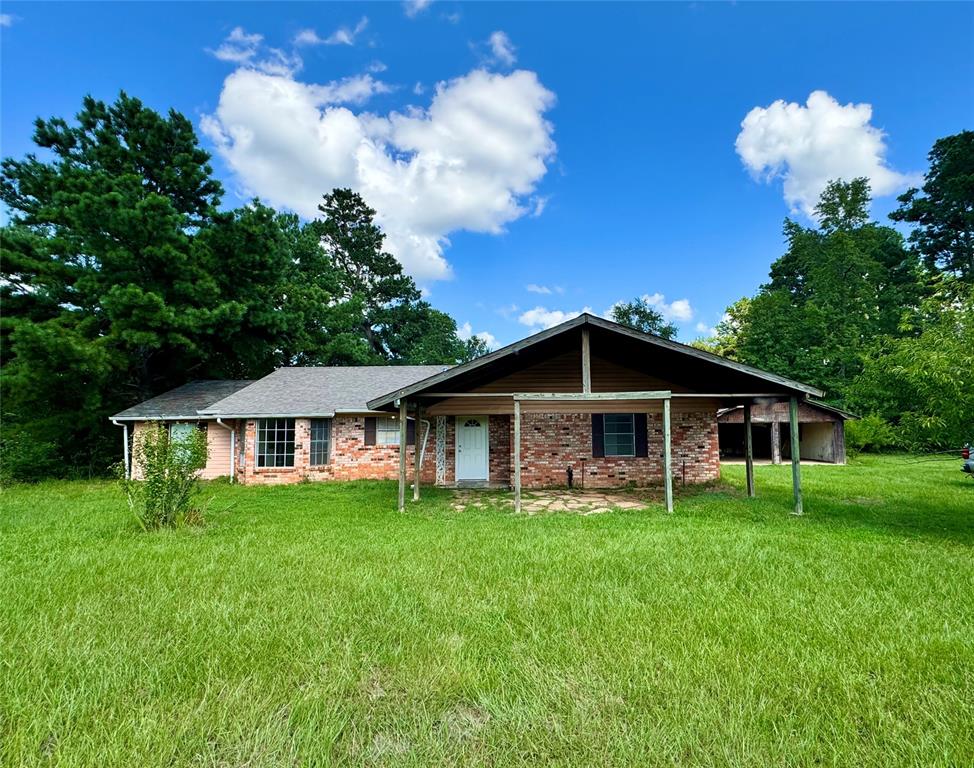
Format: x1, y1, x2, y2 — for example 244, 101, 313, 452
2, 456, 972, 767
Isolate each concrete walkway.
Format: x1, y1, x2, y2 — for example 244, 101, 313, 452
451, 488, 658, 516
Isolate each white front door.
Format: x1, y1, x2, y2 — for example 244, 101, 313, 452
456, 416, 489, 481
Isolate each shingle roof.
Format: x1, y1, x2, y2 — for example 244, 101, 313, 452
111, 380, 255, 420
199, 366, 450, 417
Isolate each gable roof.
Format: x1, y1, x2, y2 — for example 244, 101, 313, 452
367, 313, 824, 409
111, 380, 254, 420
199, 365, 450, 418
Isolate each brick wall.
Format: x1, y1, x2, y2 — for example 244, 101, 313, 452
514, 410, 719, 489
236, 415, 435, 486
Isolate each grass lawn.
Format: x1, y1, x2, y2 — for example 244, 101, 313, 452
2, 456, 972, 767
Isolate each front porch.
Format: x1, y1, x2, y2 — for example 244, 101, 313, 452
369, 314, 819, 516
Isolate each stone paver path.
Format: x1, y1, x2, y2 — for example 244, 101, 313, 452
451, 489, 657, 515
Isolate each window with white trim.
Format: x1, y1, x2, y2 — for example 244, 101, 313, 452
256, 418, 295, 468
310, 419, 331, 466
376, 417, 401, 446
603, 414, 636, 457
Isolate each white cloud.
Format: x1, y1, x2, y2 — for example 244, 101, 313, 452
487, 31, 516, 67
0, 13, 15, 26
647, 293, 693, 322
412, 81, 425, 95
367, 60, 388, 73
209, 27, 301, 76
606, 293, 694, 323
203, 65, 556, 281
210, 27, 263, 64
404, 0, 433, 18
294, 17, 368, 46
457, 322, 498, 349
695, 321, 716, 335
519, 306, 592, 330
497, 303, 519, 319
526, 283, 563, 295
735, 90, 918, 217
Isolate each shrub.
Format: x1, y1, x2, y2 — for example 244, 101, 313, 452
117, 424, 208, 530
846, 415, 900, 454
0, 426, 60, 484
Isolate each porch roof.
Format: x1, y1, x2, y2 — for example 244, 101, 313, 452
367, 313, 823, 410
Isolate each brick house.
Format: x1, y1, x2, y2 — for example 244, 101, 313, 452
112, 313, 823, 511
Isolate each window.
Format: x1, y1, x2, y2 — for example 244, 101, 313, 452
310, 419, 331, 466
376, 417, 401, 446
168, 423, 202, 444
168, 423, 205, 460
603, 414, 636, 457
257, 418, 295, 468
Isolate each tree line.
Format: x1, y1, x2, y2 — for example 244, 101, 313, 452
0, 93, 487, 481
1, 93, 970, 480
693, 132, 973, 452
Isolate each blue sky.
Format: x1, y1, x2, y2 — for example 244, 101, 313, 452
2, 2, 972, 346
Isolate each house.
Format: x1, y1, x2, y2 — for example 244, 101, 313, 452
111, 313, 823, 512
717, 400, 855, 465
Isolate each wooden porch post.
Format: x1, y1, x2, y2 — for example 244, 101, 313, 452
513, 399, 522, 513
770, 420, 782, 465
663, 397, 673, 513
789, 396, 803, 515
581, 328, 592, 394
743, 401, 755, 498
413, 402, 422, 502
398, 399, 407, 512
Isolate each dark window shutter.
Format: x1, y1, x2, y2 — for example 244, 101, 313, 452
364, 417, 376, 445
407, 419, 416, 445
634, 413, 648, 457
592, 413, 605, 458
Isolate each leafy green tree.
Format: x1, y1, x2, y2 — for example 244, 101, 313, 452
307, 188, 480, 364
735, 179, 923, 398
850, 281, 974, 450
891, 131, 974, 281
692, 297, 751, 359
0, 93, 235, 475
610, 297, 678, 339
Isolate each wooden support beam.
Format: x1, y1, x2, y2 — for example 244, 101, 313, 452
398, 399, 407, 512
413, 403, 422, 502
789, 396, 803, 515
743, 401, 755, 498
514, 391, 671, 401
663, 397, 673, 513
770, 420, 782, 465
513, 399, 522, 514
581, 328, 592, 394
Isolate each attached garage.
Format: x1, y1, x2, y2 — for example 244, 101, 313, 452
718, 400, 855, 465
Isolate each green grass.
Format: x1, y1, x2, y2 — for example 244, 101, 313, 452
2, 455, 972, 767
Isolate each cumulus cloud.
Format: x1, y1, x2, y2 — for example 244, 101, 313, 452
607, 293, 693, 323
209, 27, 301, 76
487, 31, 517, 66
457, 322, 498, 349
203, 65, 556, 280
736, 90, 918, 217
294, 17, 368, 47
519, 306, 592, 330
404, 0, 433, 18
